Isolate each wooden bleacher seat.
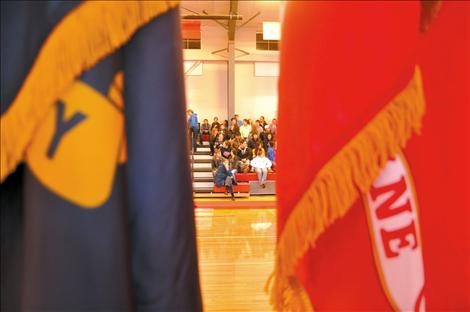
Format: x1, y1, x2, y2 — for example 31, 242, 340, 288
235, 172, 276, 182
213, 183, 250, 193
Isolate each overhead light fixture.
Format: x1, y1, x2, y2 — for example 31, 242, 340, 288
263, 21, 281, 40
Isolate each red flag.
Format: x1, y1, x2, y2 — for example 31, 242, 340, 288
271, 1, 469, 311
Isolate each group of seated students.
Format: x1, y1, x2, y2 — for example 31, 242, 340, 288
201, 115, 277, 199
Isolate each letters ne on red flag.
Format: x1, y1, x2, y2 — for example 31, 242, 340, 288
270, 1, 469, 311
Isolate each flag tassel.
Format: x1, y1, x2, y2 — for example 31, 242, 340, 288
0, 1, 179, 182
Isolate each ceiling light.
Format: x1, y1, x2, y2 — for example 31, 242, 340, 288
263, 21, 280, 40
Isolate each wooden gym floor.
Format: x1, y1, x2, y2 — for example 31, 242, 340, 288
195, 195, 276, 209
195, 207, 276, 311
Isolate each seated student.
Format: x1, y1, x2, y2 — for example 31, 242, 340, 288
201, 119, 211, 138
235, 114, 244, 128
262, 132, 275, 152
250, 150, 272, 188
259, 116, 268, 130
247, 132, 260, 150
240, 119, 252, 139
237, 140, 251, 160
214, 158, 236, 200
252, 142, 265, 159
231, 133, 242, 149
210, 127, 219, 140
211, 116, 220, 130
254, 120, 264, 136
212, 133, 225, 155
211, 148, 224, 178
227, 118, 240, 139
219, 124, 228, 140
229, 149, 240, 184
267, 142, 276, 170
220, 140, 232, 159
267, 118, 277, 135
237, 141, 251, 173
209, 127, 219, 155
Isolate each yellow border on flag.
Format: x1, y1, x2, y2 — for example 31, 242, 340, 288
1, 0, 179, 182
267, 66, 426, 311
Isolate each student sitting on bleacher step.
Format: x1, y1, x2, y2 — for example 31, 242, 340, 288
201, 119, 210, 139
211, 133, 225, 156
214, 158, 237, 200
267, 142, 276, 170
211, 148, 224, 178
250, 150, 273, 188
263, 132, 275, 152
237, 140, 251, 173
211, 116, 220, 130
247, 132, 260, 150
252, 142, 265, 159
240, 119, 252, 139
220, 141, 232, 159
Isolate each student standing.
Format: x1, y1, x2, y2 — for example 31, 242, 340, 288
187, 109, 199, 152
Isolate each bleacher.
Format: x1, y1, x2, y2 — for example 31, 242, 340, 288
234, 172, 276, 182
191, 142, 276, 198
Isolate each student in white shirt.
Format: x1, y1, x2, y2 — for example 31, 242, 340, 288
239, 119, 252, 139
250, 149, 272, 188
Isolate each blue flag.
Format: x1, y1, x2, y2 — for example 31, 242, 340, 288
1, 2, 201, 311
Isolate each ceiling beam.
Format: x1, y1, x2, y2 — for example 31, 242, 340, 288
182, 14, 242, 20
228, 0, 239, 41
202, 10, 228, 30
237, 11, 260, 29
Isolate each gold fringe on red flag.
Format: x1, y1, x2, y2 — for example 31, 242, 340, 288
267, 66, 426, 311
